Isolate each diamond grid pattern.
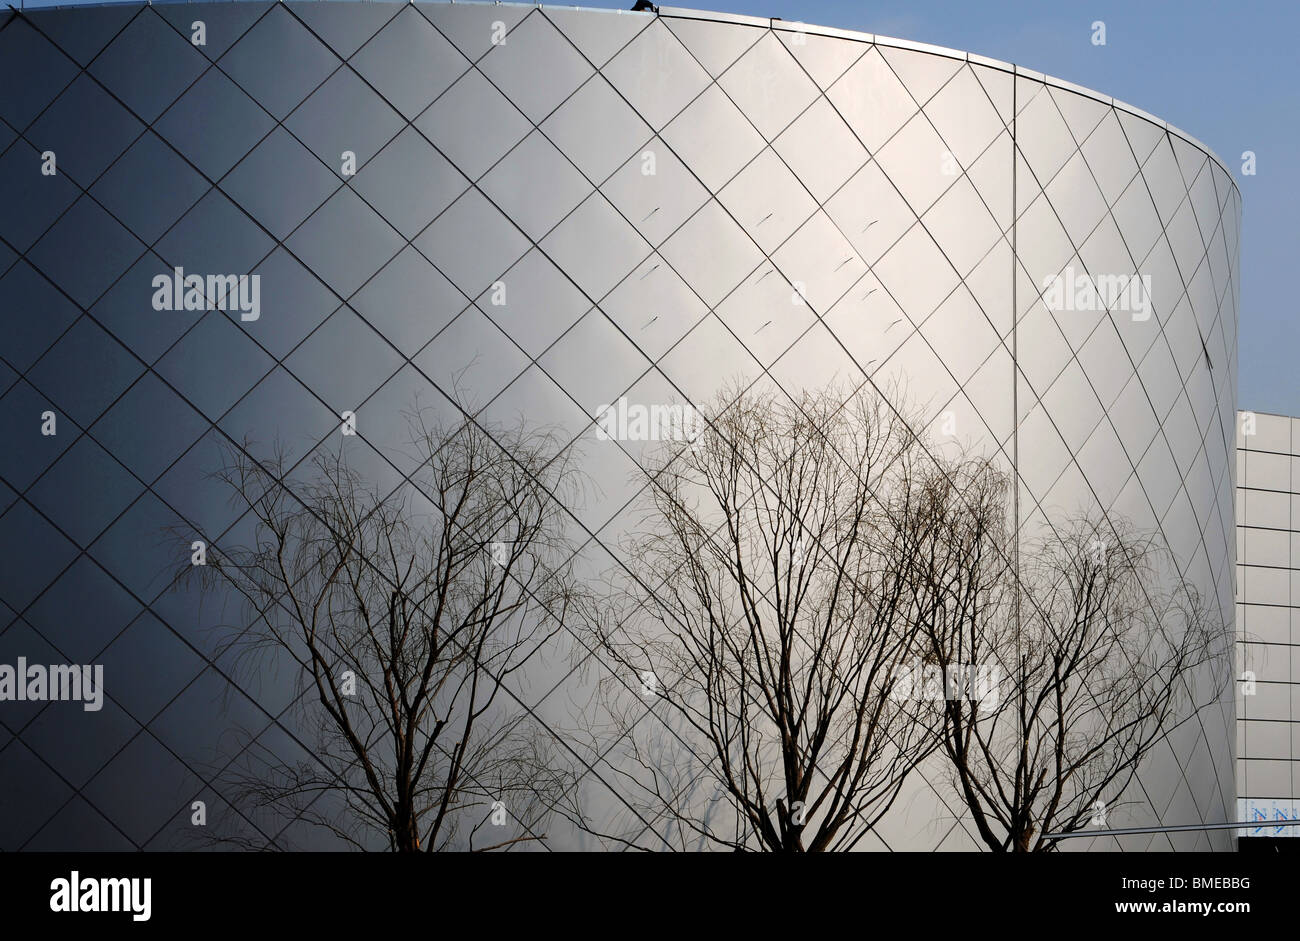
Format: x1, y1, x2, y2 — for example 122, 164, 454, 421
0, 3, 1240, 852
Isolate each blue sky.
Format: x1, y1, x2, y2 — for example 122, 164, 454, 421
16, 0, 1298, 415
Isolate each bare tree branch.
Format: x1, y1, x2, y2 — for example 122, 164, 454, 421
171, 407, 587, 851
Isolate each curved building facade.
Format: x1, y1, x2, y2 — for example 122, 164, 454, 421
0, 2, 1239, 849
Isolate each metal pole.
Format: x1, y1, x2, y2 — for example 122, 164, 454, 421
1047, 818, 1300, 839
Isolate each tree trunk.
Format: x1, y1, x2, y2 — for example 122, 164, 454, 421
393, 805, 421, 852
1015, 823, 1035, 852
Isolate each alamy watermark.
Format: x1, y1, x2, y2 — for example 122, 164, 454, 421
888, 659, 1003, 711
50, 871, 150, 921
1041, 265, 1151, 321
0, 658, 103, 711
151, 266, 261, 321
594, 397, 705, 445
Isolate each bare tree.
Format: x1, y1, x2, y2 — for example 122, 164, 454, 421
176, 408, 585, 851
912, 491, 1231, 852
579, 381, 1229, 853
585, 384, 958, 851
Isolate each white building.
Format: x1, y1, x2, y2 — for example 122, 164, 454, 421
1236, 411, 1300, 846
0, 1, 1241, 849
